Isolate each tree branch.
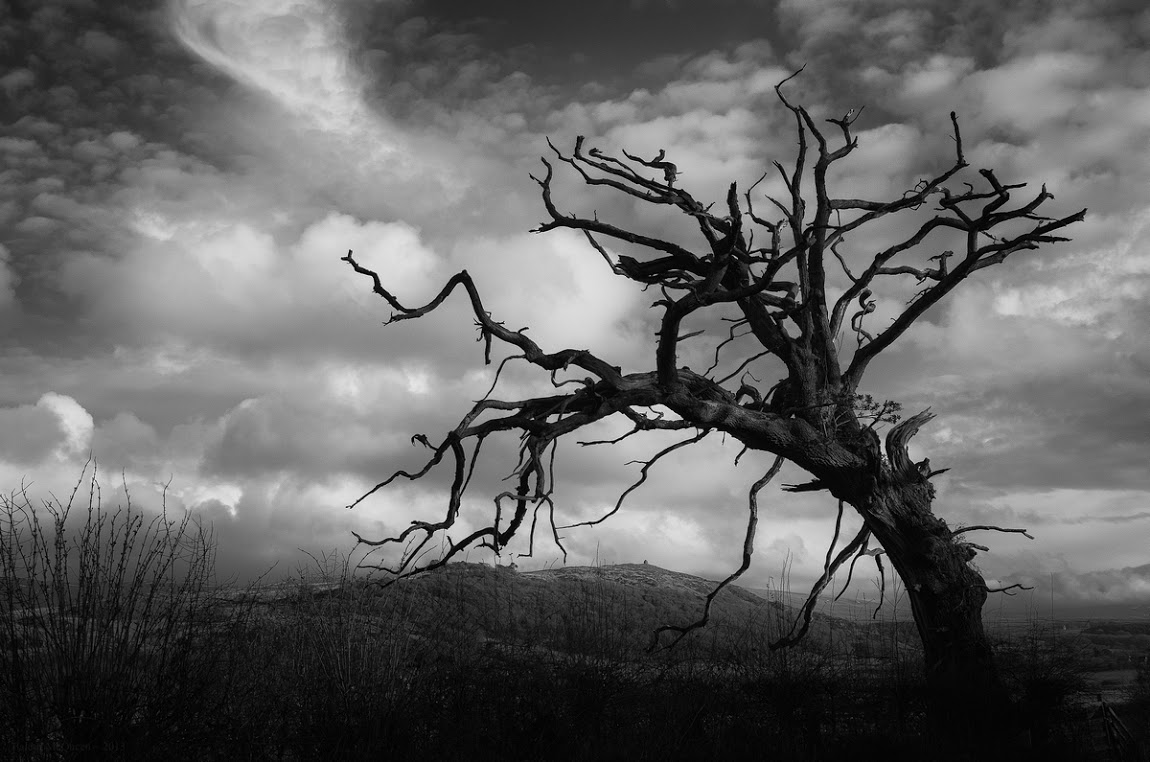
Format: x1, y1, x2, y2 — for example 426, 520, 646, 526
885, 409, 934, 480
649, 455, 785, 650
770, 523, 871, 650
951, 525, 1035, 540
340, 79, 1085, 665
985, 582, 1034, 596
841, 193, 1085, 389
561, 429, 709, 530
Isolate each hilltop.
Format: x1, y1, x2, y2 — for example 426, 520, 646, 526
281, 561, 905, 662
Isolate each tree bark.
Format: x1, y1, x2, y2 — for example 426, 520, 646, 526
860, 481, 1025, 751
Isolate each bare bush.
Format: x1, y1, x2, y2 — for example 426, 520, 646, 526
0, 460, 248, 758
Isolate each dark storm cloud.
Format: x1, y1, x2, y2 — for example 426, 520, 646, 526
349, 0, 782, 93
1020, 564, 1150, 605
777, 0, 1150, 80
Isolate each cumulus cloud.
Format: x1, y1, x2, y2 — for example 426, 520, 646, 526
1057, 566, 1150, 605
996, 564, 1150, 607
452, 229, 642, 360
0, 400, 68, 466
60, 207, 443, 358
3, 0, 1150, 601
0, 393, 93, 467
203, 389, 407, 480
0, 69, 36, 98
37, 393, 94, 457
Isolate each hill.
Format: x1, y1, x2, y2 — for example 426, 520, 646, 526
282, 561, 899, 664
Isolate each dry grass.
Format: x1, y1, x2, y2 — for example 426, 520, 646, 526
1, 468, 1146, 760
0, 461, 256, 759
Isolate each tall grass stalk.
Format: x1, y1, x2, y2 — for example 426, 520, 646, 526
0, 460, 246, 758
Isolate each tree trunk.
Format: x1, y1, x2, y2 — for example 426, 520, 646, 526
862, 482, 1026, 752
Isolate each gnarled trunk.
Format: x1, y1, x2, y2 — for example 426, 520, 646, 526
861, 482, 1024, 749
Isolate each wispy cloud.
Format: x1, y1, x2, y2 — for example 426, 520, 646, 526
170, 0, 408, 173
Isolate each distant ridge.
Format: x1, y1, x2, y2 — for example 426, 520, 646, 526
524, 562, 766, 605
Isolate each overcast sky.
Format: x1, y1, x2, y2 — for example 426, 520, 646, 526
3, 0, 1150, 612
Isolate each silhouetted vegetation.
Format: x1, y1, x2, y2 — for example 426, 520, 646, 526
1, 471, 1146, 760
0, 462, 256, 760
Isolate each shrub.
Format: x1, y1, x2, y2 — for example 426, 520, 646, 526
0, 461, 250, 759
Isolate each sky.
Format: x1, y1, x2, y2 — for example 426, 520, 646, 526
3, 0, 1150, 614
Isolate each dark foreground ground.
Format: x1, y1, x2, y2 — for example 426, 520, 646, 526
3, 559, 1149, 761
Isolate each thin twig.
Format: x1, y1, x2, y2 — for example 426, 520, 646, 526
649, 455, 785, 651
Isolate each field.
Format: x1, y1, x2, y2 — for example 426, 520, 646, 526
3, 560, 1149, 760
2, 487, 1148, 761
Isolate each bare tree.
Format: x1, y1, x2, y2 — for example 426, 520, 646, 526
342, 72, 1085, 745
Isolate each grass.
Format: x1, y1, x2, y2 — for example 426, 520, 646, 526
1, 468, 1147, 760
0, 462, 257, 759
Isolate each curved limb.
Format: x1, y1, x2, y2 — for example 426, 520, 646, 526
770, 524, 871, 650
649, 455, 785, 651
834, 531, 886, 608
560, 429, 710, 530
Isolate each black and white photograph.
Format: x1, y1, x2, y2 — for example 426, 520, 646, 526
2, 0, 1150, 758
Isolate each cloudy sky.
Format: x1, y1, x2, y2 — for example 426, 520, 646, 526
3, 0, 1150, 613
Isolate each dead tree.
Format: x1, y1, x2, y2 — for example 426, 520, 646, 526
342, 71, 1085, 745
